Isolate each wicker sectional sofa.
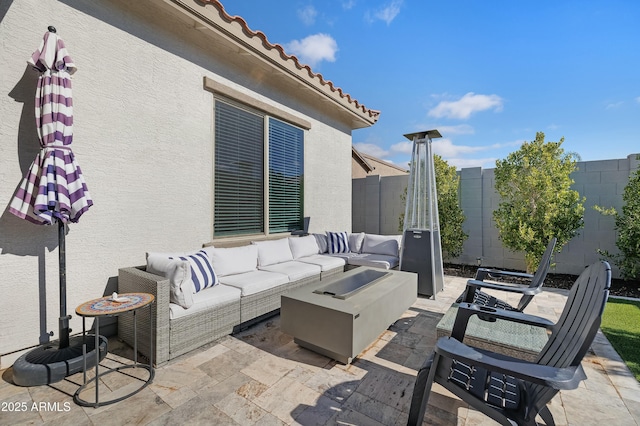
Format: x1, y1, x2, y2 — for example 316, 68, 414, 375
118, 232, 402, 365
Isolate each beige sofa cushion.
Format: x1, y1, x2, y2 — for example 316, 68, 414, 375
349, 232, 366, 253
347, 253, 399, 270
297, 254, 346, 271
259, 261, 321, 281
146, 255, 195, 309
169, 284, 241, 319
288, 235, 320, 259
220, 270, 289, 296
312, 233, 329, 253
253, 238, 294, 266
209, 245, 258, 277
361, 234, 401, 257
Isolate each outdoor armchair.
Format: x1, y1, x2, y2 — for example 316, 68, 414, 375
407, 260, 611, 426
457, 237, 557, 312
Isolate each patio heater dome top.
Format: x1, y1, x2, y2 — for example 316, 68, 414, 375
403, 129, 442, 142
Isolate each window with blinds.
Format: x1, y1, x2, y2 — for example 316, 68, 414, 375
214, 101, 264, 236
269, 118, 304, 233
213, 101, 304, 237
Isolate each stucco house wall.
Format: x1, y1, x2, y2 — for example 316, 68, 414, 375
0, 0, 376, 367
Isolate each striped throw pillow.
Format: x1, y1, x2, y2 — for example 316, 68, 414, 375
327, 231, 350, 254
174, 250, 218, 293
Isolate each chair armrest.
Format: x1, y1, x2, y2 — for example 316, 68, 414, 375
435, 337, 586, 390
460, 278, 542, 304
475, 267, 534, 281
118, 265, 170, 301
466, 279, 542, 295
450, 302, 555, 342
118, 266, 171, 365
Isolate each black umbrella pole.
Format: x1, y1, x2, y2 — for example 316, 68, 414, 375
58, 220, 70, 349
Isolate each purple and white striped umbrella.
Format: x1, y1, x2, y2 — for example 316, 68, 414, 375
10, 30, 92, 225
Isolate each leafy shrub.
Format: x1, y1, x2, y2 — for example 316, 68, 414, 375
493, 132, 584, 272
594, 164, 640, 280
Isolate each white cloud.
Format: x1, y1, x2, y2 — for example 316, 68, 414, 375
358, 137, 521, 172
342, 0, 356, 10
297, 5, 317, 26
436, 124, 475, 135
411, 138, 520, 169
605, 101, 623, 109
389, 141, 412, 155
391, 137, 513, 159
431, 139, 485, 157
365, 0, 403, 25
354, 142, 389, 158
428, 92, 504, 120
284, 33, 338, 67
636, 96, 640, 103
446, 157, 497, 170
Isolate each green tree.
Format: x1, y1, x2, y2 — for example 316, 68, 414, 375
493, 132, 584, 272
594, 164, 640, 280
399, 154, 468, 259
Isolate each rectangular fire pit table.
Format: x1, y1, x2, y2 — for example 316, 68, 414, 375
281, 267, 417, 364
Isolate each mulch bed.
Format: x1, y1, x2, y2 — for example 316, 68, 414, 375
444, 263, 640, 299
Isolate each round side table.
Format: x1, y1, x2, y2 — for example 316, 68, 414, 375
73, 292, 155, 408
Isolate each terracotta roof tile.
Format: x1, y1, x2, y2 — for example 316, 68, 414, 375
199, 0, 380, 123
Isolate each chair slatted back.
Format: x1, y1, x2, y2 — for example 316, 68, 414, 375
530, 261, 611, 403
516, 237, 557, 311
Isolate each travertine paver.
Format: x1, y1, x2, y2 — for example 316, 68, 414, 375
0, 275, 638, 425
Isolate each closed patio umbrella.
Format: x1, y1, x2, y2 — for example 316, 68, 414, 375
10, 27, 104, 386
10, 28, 92, 227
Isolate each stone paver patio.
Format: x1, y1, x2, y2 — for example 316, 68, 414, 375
1, 275, 639, 425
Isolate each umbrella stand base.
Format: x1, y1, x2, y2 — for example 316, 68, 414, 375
11, 335, 108, 387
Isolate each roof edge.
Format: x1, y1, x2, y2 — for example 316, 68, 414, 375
361, 152, 409, 173
352, 146, 375, 172
168, 0, 380, 128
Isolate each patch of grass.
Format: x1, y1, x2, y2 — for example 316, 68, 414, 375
600, 298, 640, 382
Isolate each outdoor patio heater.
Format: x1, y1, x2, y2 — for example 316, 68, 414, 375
399, 130, 445, 297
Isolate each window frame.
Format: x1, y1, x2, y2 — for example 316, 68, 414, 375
209, 83, 308, 240
213, 99, 266, 237
268, 116, 304, 234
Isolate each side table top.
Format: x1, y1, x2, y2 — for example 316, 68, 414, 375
76, 293, 154, 317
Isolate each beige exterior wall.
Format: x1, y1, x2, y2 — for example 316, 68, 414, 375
364, 156, 409, 177
0, 0, 355, 367
352, 157, 371, 179
352, 153, 408, 179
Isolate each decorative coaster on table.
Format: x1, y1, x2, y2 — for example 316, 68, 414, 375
76, 293, 154, 316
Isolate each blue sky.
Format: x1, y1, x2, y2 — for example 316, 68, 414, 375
222, 1, 639, 169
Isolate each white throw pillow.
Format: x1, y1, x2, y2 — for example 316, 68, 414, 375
326, 231, 350, 254
252, 238, 294, 266
349, 232, 365, 253
146, 255, 194, 309
289, 236, 320, 259
312, 233, 328, 253
361, 234, 400, 257
209, 245, 258, 277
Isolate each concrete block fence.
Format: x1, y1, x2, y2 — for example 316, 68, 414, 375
352, 153, 639, 279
